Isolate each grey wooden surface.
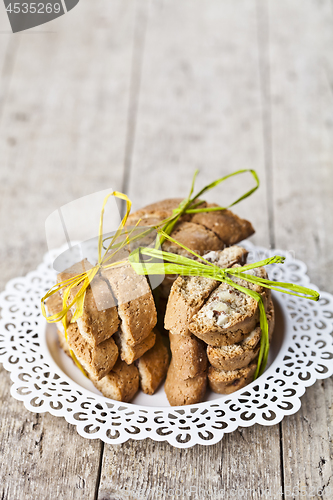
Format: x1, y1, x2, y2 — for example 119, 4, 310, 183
0, 1, 332, 499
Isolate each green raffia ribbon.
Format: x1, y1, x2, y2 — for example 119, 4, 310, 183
128, 231, 320, 379
157, 168, 260, 245
101, 168, 259, 251
42, 169, 317, 382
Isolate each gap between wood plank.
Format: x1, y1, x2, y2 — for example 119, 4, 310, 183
95, 4, 150, 494
121, 0, 150, 213
94, 441, 105, 500
256, 1, 285, 498
256, 0, 275, 249
279, 424, 285, 500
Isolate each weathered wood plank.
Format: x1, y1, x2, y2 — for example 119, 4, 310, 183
99, 1, 282, 499
268, 0, 333, 292
0, 2, 138, 499
0, 1, 331, 499
99, 425, 282, 500
128, 0, 271, 249
280, 383, 332, 500
0, 0, 136, 284
267, 0, 333, 498
0, 364, 103, 500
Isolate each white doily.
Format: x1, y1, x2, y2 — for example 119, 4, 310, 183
0, 241, 332, 448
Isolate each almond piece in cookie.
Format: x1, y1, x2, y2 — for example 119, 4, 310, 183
165, 275, 220, 336
164, 246, 249, 336
201, 245, 248, 268
207, 298, 275, 370
189, 266, 270, 346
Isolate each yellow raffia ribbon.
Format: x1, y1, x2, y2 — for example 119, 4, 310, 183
41, 191, 133, 375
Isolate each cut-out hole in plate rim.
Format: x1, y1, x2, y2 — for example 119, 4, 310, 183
0, 240, 332, 448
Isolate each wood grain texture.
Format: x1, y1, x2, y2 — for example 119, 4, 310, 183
99, 1, 282, 499
0, 0, 136, 284
0, 364, 102, 500
267, 0, 333, 498
280, 383, 333, 500
269, 0, 333, 292
0, 0, 332, 499
128, 0, 271, 249
0, 1, 138, 499
98, 425, 282, 500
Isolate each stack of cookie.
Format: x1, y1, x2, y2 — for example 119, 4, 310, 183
126, 198, 255, 299
47, 258, 169, 402
47, 197, 265, 406
206, 299, 274, 394
164, 246, 275, 405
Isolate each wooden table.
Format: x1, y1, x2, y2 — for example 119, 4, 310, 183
0, 1, 332, 498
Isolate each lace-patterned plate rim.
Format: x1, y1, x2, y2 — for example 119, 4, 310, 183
0, 240, 332, 449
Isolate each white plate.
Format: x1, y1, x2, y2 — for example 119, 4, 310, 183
1, 241, 332, 448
